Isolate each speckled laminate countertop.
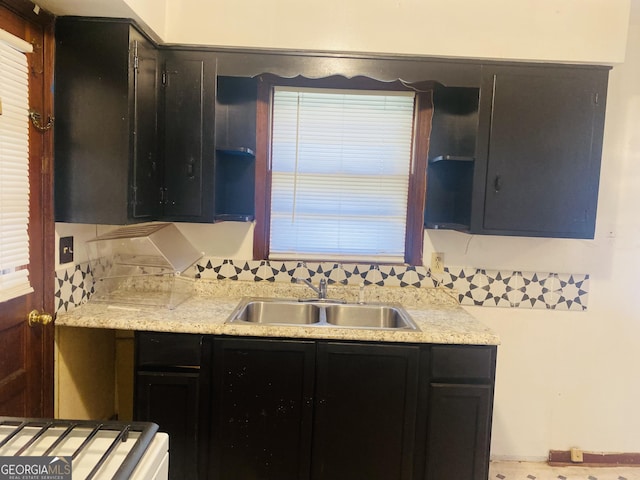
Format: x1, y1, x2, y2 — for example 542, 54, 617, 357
55, 280, 500, 346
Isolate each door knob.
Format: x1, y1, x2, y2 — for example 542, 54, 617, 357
28, 310, 52, 327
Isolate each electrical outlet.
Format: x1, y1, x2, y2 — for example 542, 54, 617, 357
430, 252, 444, 274
60, 236, 74, 264
570, 448, 584, 463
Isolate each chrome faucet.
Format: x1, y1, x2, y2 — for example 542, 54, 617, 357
296, 277, 327, 299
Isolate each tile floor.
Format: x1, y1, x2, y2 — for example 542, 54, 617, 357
490, 461, 640, 480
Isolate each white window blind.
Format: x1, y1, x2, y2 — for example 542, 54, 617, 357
0, 31, 33, 303
269, 87, 415, 262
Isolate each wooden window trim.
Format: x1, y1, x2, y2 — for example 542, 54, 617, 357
405, 91, 433, 265
253, 75, 433, 265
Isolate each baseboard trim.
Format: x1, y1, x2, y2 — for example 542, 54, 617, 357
549, 450, 640, 467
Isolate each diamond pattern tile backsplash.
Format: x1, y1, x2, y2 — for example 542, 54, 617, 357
54, 258, 590, 315
55, 263, 94, 314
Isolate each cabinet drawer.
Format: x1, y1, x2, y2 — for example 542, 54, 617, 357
430, 346, 495, 382
136, 332, 203, 368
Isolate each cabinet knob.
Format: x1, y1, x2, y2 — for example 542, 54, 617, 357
494, 175, 502, 192
187, 157, 196, 179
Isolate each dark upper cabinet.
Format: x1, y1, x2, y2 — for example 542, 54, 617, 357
214, 76, 257, 221
159, 50, 217, 221
132, 38, 159, 219
54, 18, 158, 224
471, 65, 608, 238
425, 86, 479, 230
54, 25, 609, 236
425, 64, 608, 239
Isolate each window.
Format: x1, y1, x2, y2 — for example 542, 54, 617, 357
254, 76, 432, 265
0, 30, 33, 302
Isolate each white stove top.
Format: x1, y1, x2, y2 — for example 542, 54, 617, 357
0, 418, 168, 480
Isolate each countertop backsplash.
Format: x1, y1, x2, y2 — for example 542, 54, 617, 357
54, 257, 589, 315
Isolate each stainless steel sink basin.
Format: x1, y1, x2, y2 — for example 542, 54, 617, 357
226, 298, 419, 331
324, 304, 415, 329
229, 300, 321, 325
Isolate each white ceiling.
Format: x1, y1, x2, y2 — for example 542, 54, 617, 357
34, 0, 135, 18
33, 0, 165, 42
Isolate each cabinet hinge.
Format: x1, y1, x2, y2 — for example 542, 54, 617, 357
132, 40, 139, 71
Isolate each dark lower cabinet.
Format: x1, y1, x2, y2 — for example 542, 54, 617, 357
207, 337, 315, 480
205, 339, 420, 480
136, 371, 200, 480
424, 384, 492, 480
422, 345, 497, 480
136, 334, 496, 480
134, 332, 203, 480
312, 342, 419, 480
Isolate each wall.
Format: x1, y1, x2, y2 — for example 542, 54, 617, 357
465, 2, 640, 458
52, 0, 640, 461
122, 0, 167, 40
55, 326, 116, 420
163, 0, 630, 65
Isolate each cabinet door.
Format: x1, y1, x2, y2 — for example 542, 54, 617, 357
424, 383, 492, 480
312, 343, 419, 480
135, 371, 200, 480
473, 66, 608, 238
54, 19, 132, 224
208, 338, 316, 480
161, 51, 217, 221
130, 30, 159, 219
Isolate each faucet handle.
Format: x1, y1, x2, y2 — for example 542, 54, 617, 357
358, 282, 366, 304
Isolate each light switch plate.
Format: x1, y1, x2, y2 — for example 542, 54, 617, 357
60, 236, 74, 264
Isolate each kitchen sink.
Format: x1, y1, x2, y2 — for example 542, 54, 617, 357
324, 304, 414, 329
226, 298, 419, 331
230, 300, 321, 325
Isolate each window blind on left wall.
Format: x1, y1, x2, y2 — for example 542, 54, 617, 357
0, 29, 33, 303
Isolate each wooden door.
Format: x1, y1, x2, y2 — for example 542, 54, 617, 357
0, 1, 55, 417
